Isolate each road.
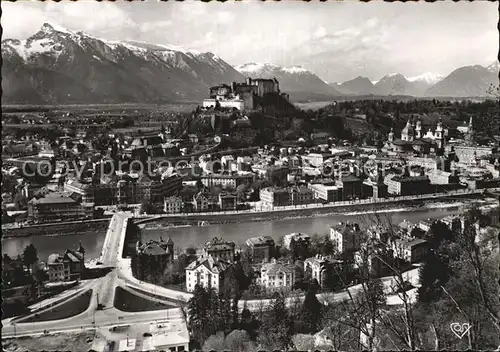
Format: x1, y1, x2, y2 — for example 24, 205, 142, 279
134, 188, 498, 222
2, 213, 183, 339
1, 212, 421, 339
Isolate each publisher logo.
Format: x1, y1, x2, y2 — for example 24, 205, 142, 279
450, 322, 471, 339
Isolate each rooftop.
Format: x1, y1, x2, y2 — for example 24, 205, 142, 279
262, 260, 298, 275
392, 175, 429, 183
29, 193, 77, 205
246, 235, 275, 247
185, 256, 232, 273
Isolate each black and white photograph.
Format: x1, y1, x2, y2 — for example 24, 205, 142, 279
1, 1, 499, 351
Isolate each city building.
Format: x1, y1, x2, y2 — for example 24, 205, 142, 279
260, 186, 314, 207
330, 222, 363, 254
283, 232, 311, 251
260, 187, 289, 207
27, 192, 94, 223
136, 237, 174, 274
218, 193, 237, 210
258, 258, 301, 291
200, 173, 255, 189
303, 153, 334, 168
392, 238, 429, 263
428, 169, 458, 185
185, 256, 233, 292
336, 174, 362, 200
385, 119, 446, 153
246, 235, 276, 262
386, 175, 431, 196
309, 182, 341, 203
47, 243, 85, 282
192, 192, 215, 212
202, 237, 236, 262
164, 195, 184, 214
452, 145, 496, 164
354, 242, 391, 276
141, 319, 190, 352
288, 186, 314, 205
304, 255, 343, 288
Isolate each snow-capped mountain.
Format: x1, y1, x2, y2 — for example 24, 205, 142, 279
407, 72, 445, 85
426, 64, 499, 97
373, 73, 416, 96
1, 23, 244, 104
487, 60, 499, 74
235, 62, 342, 101
335, 76, 375, 95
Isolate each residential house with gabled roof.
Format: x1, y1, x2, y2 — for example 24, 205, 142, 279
330, 222, 363, 254
283, 232, 311, 251
47, 242, 85, 282
258, 258, 301, 291
185, 256, 233, 292
392, 238, 429, 263
246, 235, 276, 263
135, 237, 174, 276
202, 237, 236, 262
193, 192, 218, 212
304, 255, 344, 288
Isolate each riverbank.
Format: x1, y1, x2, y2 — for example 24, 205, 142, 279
138, 194, 492, 229
2, 219, 110, 239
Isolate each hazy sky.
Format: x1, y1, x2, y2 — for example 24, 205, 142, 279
2, 0, 498, 82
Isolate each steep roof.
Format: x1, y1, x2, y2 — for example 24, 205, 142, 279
246, 235, 275, 247
204, 237, 235, 251
48, 253, 62, 265
185, 256, 231, 274
261, 261, 297, 275
138, 239, 173, 256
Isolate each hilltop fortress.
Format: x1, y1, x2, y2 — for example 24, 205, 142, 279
203, 77, 289, 111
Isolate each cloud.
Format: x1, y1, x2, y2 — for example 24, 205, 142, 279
44, 2, 139, 34
313, 26, 327, 39
217, 11, 235, 25
140, 21, 173, 33
1, 1, 138, 39
189, 32, 216, 49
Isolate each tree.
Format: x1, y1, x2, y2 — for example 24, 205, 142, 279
322, 237, 334, 256
203, 330, 256, 352
23, 244, 38, 273
240, 303, 260, 339
258, 292, 293, 350
298, 284, 323, 334
188, 284, 234, 345
235, 184, 248, 202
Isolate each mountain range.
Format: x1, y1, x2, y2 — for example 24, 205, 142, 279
235, 63, 342, 101
2, 23, 499, 104
333, 66, 498, 97
1, 23, 244, 104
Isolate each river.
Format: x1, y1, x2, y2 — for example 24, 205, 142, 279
1, 205, 471, 262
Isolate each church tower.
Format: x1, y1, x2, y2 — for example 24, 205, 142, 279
466, 116, 475, 145
415, 120, 422, 139
388, 128, 395, 143
401, 120, 414, 142
435, 118, 443, 139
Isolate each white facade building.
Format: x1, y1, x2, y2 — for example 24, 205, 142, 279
185, 257, 232, 292
258, 259, 300, 290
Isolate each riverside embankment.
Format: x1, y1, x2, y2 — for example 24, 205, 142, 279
2, 218, 110, 238
135, 190, 492, 228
